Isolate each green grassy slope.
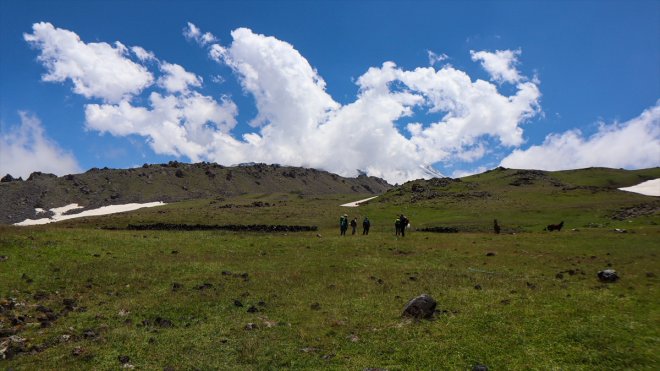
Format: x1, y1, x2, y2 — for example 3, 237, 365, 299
1, 167, 658, 369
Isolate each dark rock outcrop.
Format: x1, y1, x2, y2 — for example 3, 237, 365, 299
402, 294, 437, 319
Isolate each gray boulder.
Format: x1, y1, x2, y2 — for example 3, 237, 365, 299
597, 269, 619, 282
402, 294, 437, 319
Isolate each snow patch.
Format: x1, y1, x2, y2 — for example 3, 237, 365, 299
14, 202, 166, 226
618, 179, 660, 197
340, 196, 379, 207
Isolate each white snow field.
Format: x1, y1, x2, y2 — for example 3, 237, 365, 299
14, 202, 166, 226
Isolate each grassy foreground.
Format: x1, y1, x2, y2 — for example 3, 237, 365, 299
1, 194, 658, 369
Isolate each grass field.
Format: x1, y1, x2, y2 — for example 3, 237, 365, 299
1, 168, 659, 369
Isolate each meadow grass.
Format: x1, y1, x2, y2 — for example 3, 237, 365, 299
1, 193, 658, 369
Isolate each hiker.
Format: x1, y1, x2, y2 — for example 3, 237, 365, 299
339, 214, 348, 236
395, 218, 401, 236
362, 216, 371, 235
399, 214, 410, 237
350, 218, 358, 235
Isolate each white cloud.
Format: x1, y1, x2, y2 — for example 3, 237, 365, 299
158, 62, 202, 93
470, 49, 522, 84
24, 22, 153, 103
0, 112, 81, 178
183, 22, 217, 46
427, 50, 448, 66
131, 46, 156, 62
501, 102, 660, 170
85, 92, 238, 161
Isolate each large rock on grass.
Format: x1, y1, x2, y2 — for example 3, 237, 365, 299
597, 269, 619, 282
402, 294, 437, 319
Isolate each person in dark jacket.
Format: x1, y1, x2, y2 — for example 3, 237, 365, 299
399, 214, 409, 237
350, 218, 358, 235
362, 217, 371, 235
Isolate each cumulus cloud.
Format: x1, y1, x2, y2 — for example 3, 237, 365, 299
200, 27, 540, 183
501, 102, 660, 170
85, 92, 238, 161
470, 49, 522, 84
158, 62, 202, 93
0, 112, 81, 178
24, 22, 153, 103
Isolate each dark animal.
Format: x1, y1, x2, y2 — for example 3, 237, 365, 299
493, 219, 501, 234
545, 221, 564, 232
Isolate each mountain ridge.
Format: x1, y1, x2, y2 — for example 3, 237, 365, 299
0, 162, 391, 225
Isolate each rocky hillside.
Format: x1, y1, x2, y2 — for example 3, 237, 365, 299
0, 162, 391, 224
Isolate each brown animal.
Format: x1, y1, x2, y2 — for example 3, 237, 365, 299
493, 219, 501, 234
545, 221, 564, 231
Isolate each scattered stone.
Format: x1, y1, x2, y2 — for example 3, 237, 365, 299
472, 365, 489, 371
402, 294, 437, 319
171, 250, 179, 254
118, 309, 130, 317
485, 252, 496, 257
233, 300, 243, 307
63, 298, 77, 310
33, 291, 49, 300
118, 355, 130, 364
310, 302, 321, 311
614, 228, 627, 233
300, 347, 318, 353
474, 284, 482, 290
0, 255, 8, 262
244, 323, 258, 330
246, 306, 258, 313
221, 270, 232, 276
598, 269, 620, 283
194, 283, 213, 290
154, 317, 173, 328
171, 282, 183, 291
71, 346, 85, 357
347, 334, 359, 342
555, 273, 564, 280
82, 329, 98, 339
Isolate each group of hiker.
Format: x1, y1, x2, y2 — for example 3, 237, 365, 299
339, 214, 410, 237
339, 214, 370, 235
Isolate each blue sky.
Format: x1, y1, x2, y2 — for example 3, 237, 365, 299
1, 0, 658, 184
